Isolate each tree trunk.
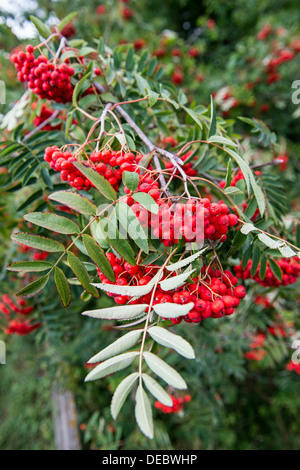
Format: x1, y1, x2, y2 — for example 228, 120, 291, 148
51, 385, 81, 450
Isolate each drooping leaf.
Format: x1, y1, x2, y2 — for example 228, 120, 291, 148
54, 267, 71, 307
6, 260, 52, 272
111, 373, 139, 419
122, 171, 140, 191
67, 252, 99, 297
84, 352, 139, 382
132, 192, 158, 214
153, 302, 194, 318
30, 15, 52, 38
166, 247, 207, 271
49, 191, 97, 216
143, 352, 187, 389
87, 330, 143, 363
142, 373, 172, 407
160, 269, 195, 292
11, 232, 64, 252
16, 275, 49, 298
82, 304, 148, 320
269, 258, 283, 281
24, 212, 80, 235
115, 201, 149, 253
135, 385, 154, 439
208, 96, 216, 137
148, 326, 195, 359
82, 234, 115, 282
99, 218, 136, 265
73, 162, 117, 200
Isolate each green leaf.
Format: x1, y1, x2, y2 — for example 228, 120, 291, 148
72, 71, 92, 107
82, 304, 148, 320
278, 244, 296, 258
148, 326, 195, 359
30, 15, 52, 38
84, 352, 139, 382
111, 373, 139, 419
225, 159, 232, 187
6, 260, 52, 272
178, 90, 188, 106
122, 171, 140, 191
11, 232, 64, 252
208, 96, 216, 137
132, 192, 158, 214
166, 247, 208, 271
115, 202, 149, 253
73, 162, 117, 200
259, 254, 267, 280
143, 352, 187, 389
251, 245, 261, 277
49, 190, 97, 216
241, 223, 256, 235
99, 218, 136, 265
269, 259, 283, 281
160, 269, 195, 291
16, 275, 49, 298
82, 234, 115, 282
24, 212, 80, 235
125, 46, 135, 71
224, 186, 243, 196
135, 385, 154, 439
67, 252, 99, 297
142, 373, 172, 407
87, 330, 143, 363
78, 47, 97, 57
54, 267, 71, 307
257, 233, 283, 249
153, 302, 194, 318
208, 135, 238, 147
57, 12, 78, 30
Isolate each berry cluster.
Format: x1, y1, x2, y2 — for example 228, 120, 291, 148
11, 45, 74, 103
97, 255, 246, 324
245, 320, 292, 362
32, 104, 62, 131
44, 147, 141, 191
286, 361, 300, 375
124, 183, 238, 245
0, 294, 41, 336
155, 394, 191, 414
234, 258, 300, 287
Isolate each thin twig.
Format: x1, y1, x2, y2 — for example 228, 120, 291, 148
23, 110, 60, 142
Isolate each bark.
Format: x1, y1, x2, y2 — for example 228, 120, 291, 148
51, 385, 81, 450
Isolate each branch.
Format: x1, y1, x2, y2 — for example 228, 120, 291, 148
23, 110, 60, 142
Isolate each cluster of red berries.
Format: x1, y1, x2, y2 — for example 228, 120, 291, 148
0, 294, 41, 336
97, 255, 246, 324
11, 45, 74, 103
155, 394, 191, 414
286, 361, 300, 375
44, 147, 141, 191
32, 104, 62, 131
273, 154, 289, 171
220, 169, 261, 189
234, 258, 300, 287
124, 185, 238, 245
245, 320, 292, 362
